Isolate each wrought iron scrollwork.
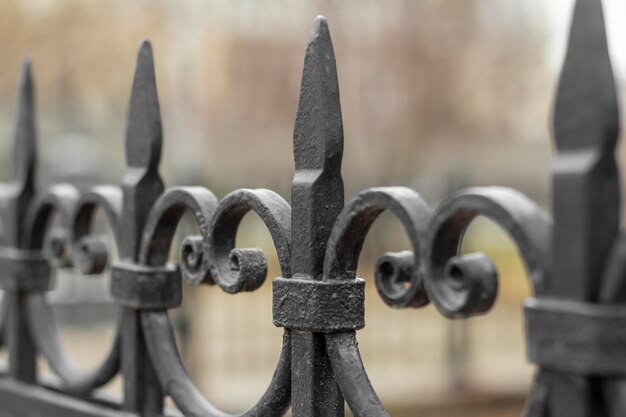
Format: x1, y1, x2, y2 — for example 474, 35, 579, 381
138, 185, 293, 417
72, 185, 123, 274
1, 1, 625, 417
324, 187, 432, 308
319, 185, 550, 417
200, 188, 292, 292
425, 187, 551, 317
22, 183, 123, 393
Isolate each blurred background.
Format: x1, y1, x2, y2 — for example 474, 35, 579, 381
1, 0, 626, 416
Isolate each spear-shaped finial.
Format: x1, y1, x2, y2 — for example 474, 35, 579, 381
0, 58, 39, 383
554, 0, 619, 152
13, 59, 37, 196
545, 0, 619, 414
293, 16, 343, 176
291, 16, 344, 280
290, 16, 346, 417
125, 40, 162, 171
120, 40, 164, 261
118, 41, 166, 415
552, 0, 619, 300
0, 59, 38, 248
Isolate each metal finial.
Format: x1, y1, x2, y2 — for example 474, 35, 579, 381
551, 0, 619, 300
290, 16, 346, 417
291, 16, 344, 279
548, 1, 620, 413
121, 40, 164, 262
554, 0, 619, 151
13, 59, 37, 195
293, 16, 343, 173
125, 40, 162, 171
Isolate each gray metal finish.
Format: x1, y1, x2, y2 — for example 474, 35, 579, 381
0, 1, 622, 416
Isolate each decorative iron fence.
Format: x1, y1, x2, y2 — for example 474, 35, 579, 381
0, 0, 621, 416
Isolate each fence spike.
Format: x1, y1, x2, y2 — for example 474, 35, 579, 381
290, 16, 346, 417
293, 16, 343, 174
125, 40, 162, 171
0, 59, 38, 248
1, 58, 39, 383
554, 0, 618, 151
552, 0, 619, 302
120, 40, 165, 262
548, 0, 619, 415
13, 59, 37, 197
119, 40, 165, 416
291, 15, 344, 279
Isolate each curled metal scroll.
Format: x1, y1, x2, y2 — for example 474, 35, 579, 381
326, 331, 389, 417
25, 294, 121, 392
321, 186, 549, 417
24, 184, 80, 260
72, 185, 123, 274
22, 184, 122, 393
323, 186, 431, 417
323, 186, 432, 308
425, 186, 551, 318
204, 188, 292, 293
142, 312, 292, 417
139, 186, 218, 267
138, 187, 292, 417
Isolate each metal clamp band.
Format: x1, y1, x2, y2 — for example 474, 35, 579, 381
110, 262, 182, 309
0, 248, 52, 292
525, 297, 626, 375
272, 277, 365, 332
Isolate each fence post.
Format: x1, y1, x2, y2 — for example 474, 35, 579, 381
290, 17, 345, 417
3, 61, 38, 383
530, 0, 620, 415
118, 41, 165, 416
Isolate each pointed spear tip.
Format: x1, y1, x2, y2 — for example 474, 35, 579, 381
313, 15, 328, 27
13, 56, 36, 190
21, 57, 32, 74
553, 0, 618, 150
18, 58, 33, 94
310, 15, 330, 43
138, 39, 152, 56
16, 56, 35, 126
293, 14, 342, 172
136, 39, 155, 72
125, 38, 162, 170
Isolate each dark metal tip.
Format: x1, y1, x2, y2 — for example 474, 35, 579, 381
13, 58, 37, 189
293, 15, 343, 172
553, 0, 619, 151
125, 39, 162, 170
21, 57, 32, 73
17, 58, 33, 106
308, 16, 330, 51
137, 40, 153, 65
311, 15, 328, 33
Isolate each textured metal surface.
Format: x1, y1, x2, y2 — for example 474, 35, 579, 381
0, 2, 624, 417
273, 277, 365, 332
525, 298, 626, 375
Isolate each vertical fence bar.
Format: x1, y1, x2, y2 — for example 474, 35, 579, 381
119, 41, 165, 416
4, 61, 38, 383
548, 0, 619, 415
290, 17, 345, 417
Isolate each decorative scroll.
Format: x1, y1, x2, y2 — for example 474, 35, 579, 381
0, 1, 622, 417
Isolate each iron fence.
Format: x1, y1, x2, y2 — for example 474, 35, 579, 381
0, 0, 622, 416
